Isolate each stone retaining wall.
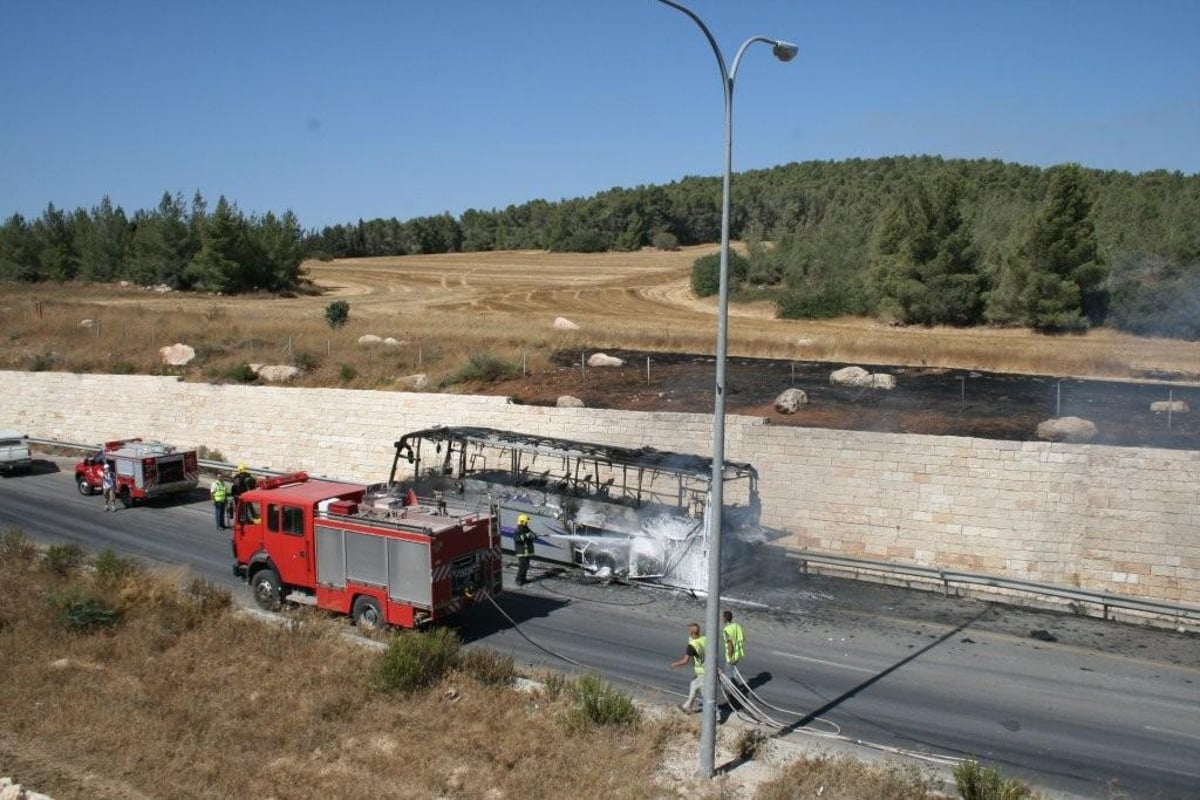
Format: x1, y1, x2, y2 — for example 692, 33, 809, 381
6, 371, 1197, 605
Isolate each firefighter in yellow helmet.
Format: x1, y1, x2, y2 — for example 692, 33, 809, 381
514, 513, 535, 586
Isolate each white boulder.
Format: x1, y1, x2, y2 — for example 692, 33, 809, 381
382, 337, 405, 348
1036, 417, 1098, 443
830, 366, 872, 387
1150, 400, 1188, 414
397, 374, 429, 390
872, 373, 897, 390
256, 365, 301, 382
80, 319, 95, 328
556, 395, 585, 408
358, 334, 382, 346
773, 388, 808, 414
159, 343, 196, 366
553, 316, 581, 331
587, 353, 624, 368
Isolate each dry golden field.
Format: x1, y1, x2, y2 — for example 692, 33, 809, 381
2, 245, 1199, 390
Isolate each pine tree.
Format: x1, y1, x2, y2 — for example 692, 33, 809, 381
1018, 164, 1107, 331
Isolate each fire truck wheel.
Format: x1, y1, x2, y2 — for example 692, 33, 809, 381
77, 475, 94, 496
251, 568, 282, 611
119, 486, 133, 509
352, 596, 384, 630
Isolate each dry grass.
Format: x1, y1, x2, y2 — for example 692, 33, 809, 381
0, 543, 692, 800
2, 246, 1198, 389
0, 534, 1048, 800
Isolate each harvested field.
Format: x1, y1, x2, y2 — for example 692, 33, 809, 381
3, 246, 1199, 450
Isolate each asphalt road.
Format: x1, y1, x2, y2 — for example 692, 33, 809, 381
3, 458, 1198, 800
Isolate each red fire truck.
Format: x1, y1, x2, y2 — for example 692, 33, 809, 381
74, 438, 200, 507
232, 472, 502, 628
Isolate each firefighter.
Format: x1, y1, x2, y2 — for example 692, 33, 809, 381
514, 513, 535, 586
723, 609, 746, 687
228, 463, 255, 526
669, 622, 706, 713
210, 473, 229, 531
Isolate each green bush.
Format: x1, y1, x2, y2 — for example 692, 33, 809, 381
0, 528, 39, 568
441, 352, 520, 386
954, 759, 1035, 800
324, 300, 350, 329
371, 628, 461, 694
42, 543, 86, 577
338, 364, 357, 383
566, 673, 640, 730
459, 647, 516, 687
92, 549, 146, 589
690, 251, 750, 298
292, 350, 320, 372
225, 363, 258, 384
45, 588, 123, 633
652, 231, 680, 251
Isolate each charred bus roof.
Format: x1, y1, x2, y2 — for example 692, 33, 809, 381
391, 426, 757, 483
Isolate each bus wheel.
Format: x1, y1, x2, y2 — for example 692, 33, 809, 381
119, 486, 133, 508
251, 568, 282, 611
77, 475, 94, 495
352, 596, 384, 630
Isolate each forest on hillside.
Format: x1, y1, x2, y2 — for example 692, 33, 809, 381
2, 156, 1197, 338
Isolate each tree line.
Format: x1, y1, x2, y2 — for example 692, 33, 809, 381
2, 156, 1197, 338
0, 192, 304, 294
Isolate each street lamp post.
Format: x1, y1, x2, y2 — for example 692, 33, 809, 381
654, 0, 796, 779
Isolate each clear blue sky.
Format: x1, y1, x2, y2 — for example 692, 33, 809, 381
2, 1, 1197, 230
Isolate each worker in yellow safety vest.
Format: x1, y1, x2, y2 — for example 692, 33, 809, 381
669, 622, 706, 713
210, 474, 229, 531
723, 609, 746, 687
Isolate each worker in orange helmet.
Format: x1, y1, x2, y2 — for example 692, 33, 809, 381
514, 513, 535, 586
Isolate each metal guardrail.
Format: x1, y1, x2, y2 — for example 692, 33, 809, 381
25, 437, 1200, 626
788, 550, 1200, 625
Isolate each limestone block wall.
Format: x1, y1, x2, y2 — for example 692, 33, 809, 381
5, 371, 1197, 605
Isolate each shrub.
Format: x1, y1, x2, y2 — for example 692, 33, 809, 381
441, 352, 519, 386
45, 588, 123, 633
225, 363, 258, 384
955, 759, 1035, 800
690, 251, 750, 298
734, 726, 769, 761
92, 549, 146, 590
0, 529, 39, 567
338, 364, 357, 383
371, 628, 461, 694
42, 543, 86, 577
459, 647, 516, 687
325, 300, 350, 329
652, 231, 680, 251
292, 350, 320, 372
566, 673, 640, 730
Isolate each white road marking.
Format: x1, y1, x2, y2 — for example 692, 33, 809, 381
770, 650, 877, 674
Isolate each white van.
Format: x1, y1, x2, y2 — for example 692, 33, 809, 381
0, 430, 32, 474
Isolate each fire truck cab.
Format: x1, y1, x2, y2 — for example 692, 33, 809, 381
74, 438, 199, 507
232, 473, 502, 629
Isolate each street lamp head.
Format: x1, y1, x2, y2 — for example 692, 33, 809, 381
772, 41, 799, 62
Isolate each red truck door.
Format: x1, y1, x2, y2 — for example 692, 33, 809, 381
266, 501, 314, 587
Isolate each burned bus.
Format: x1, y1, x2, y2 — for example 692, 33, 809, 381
386, 426, 762, 592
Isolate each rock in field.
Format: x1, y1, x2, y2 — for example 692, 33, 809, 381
159, 343, 196, 366
587, 353, 624, 368
773, 388, 808, 414
1150, 400, 1188, 414
256, 365, 301, 382
1036, 417, 1097, 443
553, 316, 581, 330
557, 395, 585, 408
